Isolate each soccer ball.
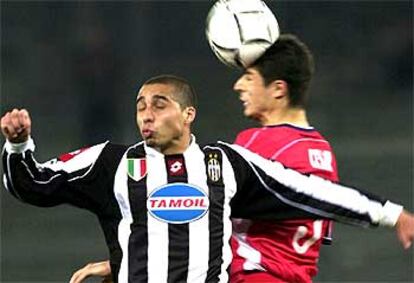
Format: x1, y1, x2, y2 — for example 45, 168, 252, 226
206, 0, 280, 68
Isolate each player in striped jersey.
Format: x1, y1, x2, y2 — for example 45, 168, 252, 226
2, 75, 414, 283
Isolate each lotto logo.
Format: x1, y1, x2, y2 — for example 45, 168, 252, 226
167, 158, 185, 176
147, 183, 209, 224
308, 149, 333, 172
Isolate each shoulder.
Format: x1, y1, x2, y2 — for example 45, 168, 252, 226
234, 127, 262, 145
273, 128, 334, 158
203, 141, 254, 162
100, 141, 129, 155
97, 141, 144, 164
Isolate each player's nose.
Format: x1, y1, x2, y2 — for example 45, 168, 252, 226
233, 77, 243, 93
140, 108, 155, 123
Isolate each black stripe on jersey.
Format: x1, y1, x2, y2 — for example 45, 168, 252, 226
204, 148, 225, 283
165, 155, 190, 283
2, 151, 23, 200
251, 164, 376, 227
126, 144, 149, 282
93, 143, 129, 283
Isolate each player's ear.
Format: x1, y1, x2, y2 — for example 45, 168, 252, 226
270, 80, 288, 100
184, 107, 196, 124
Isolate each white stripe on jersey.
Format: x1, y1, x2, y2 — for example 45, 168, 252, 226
2, 174, 9, 192
146, 146, 169, 283
114, 151, 133, 283
41, 142, 108, 176
21, 160, 62, 184
214, 147, 238, 283
20, 142, 108, 185
185, 146, 209, 283
223, 142, 385, 226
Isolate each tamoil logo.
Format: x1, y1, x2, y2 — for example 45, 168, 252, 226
147, 183, 209, 224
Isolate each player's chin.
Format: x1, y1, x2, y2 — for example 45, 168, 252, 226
144, 137, 156, 147
243, 108, 254, 118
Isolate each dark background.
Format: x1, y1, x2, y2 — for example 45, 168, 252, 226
1, 0, 412, 282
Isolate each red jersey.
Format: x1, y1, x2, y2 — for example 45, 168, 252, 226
231, 124, 339, 283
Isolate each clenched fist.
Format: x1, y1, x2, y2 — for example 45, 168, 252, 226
1, 108, 31, 143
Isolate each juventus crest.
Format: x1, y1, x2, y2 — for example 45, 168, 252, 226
207, 153, 221, 182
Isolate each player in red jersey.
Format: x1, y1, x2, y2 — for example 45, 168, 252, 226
230, 34, 338, 283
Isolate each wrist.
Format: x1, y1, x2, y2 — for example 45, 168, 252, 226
379, 201, 404, 227
4, 136, 35, 153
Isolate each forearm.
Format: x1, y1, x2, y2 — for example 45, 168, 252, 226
2, 137, 108, 209
2, 137, 62, 206
225, 142, 403, 228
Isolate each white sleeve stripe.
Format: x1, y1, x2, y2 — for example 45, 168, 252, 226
19, 143, 107, 184
3, 175, 9, 192
206, 144, 371, 226
39, 142, 109, 174
21, 160, 63, 184
219, 142, 398, 227
249, 163, 372, 227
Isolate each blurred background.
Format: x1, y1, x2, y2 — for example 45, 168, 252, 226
1, 0, 412, 282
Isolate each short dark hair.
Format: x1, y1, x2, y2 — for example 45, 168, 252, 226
251, 34, 315, 107
142, 74, 197, 109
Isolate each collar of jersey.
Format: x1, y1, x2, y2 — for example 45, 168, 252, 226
266, 123, 315, 131
144, 134, 198, 158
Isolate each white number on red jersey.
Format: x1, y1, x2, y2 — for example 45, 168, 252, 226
308, 149, 333, 172
292, 220, 323, 254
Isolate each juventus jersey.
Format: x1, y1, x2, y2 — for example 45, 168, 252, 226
2, 136, 403, 283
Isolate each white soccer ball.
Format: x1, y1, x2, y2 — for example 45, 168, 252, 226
206, 0, 280, 68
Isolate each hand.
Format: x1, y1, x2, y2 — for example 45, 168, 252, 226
1, 108, 31, 143
395, 210, 414, 249
69, 260, 112, 283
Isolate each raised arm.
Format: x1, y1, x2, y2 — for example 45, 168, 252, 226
1, 108, 121, 212
214, 142, 414, 249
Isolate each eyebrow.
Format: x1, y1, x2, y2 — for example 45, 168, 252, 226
136, 94, 171, 104
244, 69, 255, 75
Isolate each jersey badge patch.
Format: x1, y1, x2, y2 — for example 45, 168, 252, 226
127, 158, 147, 181
147, 183, 209, 224
207, 153, 221, 182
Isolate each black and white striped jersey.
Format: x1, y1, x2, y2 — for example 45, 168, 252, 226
2, 136, 402, 283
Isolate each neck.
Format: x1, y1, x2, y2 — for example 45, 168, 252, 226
159, 133, 192, 155
259, 107, 309, 127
